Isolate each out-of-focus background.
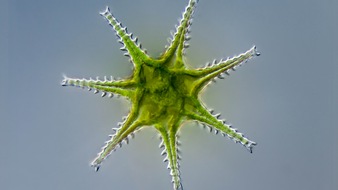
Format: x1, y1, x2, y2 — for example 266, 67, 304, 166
1, 0, 337, 189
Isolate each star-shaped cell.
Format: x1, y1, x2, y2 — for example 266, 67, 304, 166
62, 0, 260, 189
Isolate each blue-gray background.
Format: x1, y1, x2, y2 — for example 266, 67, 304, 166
1, 0, 337, 189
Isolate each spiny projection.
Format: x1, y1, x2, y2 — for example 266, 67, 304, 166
61, 0, 260, 189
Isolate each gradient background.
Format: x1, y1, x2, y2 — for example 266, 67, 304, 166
1, 0, 337, 189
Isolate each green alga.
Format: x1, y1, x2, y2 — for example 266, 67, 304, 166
62, 0, 260, 189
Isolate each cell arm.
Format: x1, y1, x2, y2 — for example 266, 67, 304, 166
91, 105, 142, 171
184, 98, 256, 152
100, 7, 158, 67
160, 0, 198, 67
61, 76, 135, 99
189, 46, 260, 94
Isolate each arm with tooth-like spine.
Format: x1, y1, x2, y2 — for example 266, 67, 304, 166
61, 76, 135, 98
184, 98, 256, 152
100, 7, 157, 67
160, 0, 197, 67
188, 46, 260, 95
91, 103, 142, 171
156, 120, 183, 190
